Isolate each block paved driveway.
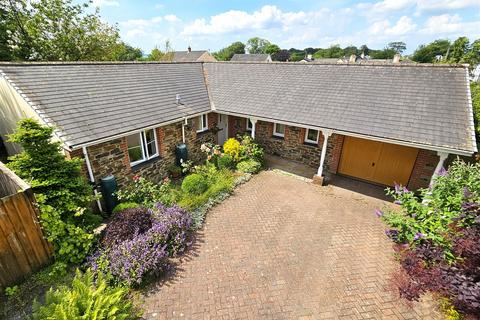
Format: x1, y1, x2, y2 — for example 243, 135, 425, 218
143, 171, 441, 319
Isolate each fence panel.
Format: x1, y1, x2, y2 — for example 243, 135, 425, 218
0, 162, 52, 288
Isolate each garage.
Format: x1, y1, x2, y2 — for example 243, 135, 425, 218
338, 136, 419, 187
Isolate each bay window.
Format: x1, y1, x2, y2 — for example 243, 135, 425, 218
126, 128, 158, 166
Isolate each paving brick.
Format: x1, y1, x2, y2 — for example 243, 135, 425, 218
142, 171, 441, 319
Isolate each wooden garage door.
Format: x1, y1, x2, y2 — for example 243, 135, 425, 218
338, 136, 419, 186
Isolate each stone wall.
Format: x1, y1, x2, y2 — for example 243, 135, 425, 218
68, 117, 215, 188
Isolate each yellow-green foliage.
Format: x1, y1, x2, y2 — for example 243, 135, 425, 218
440, 298, 463, 320
31, 269, 138, 320
178, 169, 234, 211
223, 138, 241, 160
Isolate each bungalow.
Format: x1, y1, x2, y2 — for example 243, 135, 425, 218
0, 61, 476, 193
172, 47, 217, 62
230, 54, 272, 62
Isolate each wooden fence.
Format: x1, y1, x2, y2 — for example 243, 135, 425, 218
0, 161, 52, 288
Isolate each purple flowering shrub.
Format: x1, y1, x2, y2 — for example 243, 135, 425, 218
152, 203, 193, 256
377, 160, 480, 316
102, 207, 153, 247
89, 203, 192, 286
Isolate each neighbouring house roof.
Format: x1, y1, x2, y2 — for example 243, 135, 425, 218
230, 54, 271, 62
204, 62, 476, 155
0, 62, 211, 148
173, 50, 211, 62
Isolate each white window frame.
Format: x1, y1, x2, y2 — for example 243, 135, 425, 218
127, 129, 159, 167
246, 119, 253, 131
196, 114, 208, 133
304, 128, 319, 144
273, 123, 285, 137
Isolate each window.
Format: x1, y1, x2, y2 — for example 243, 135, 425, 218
196, 114, 208, 132
273, 123, 285, 137
305, 128, 319, 144
246, 119, 253, 131
126, 129, 158, 166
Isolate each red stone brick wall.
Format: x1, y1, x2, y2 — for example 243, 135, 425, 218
407, 149, 439, 190
67, 119, 215, 188
228, 116, 247, 138
325, 134, 345, 174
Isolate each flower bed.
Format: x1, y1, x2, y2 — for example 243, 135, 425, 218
89, 135, 265, 287
377, 160, 480, 318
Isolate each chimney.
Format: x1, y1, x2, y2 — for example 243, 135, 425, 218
349, 54, 356, 63
393, 53, 401, 64
176, 94, 181, 105
187, 46, 191, 53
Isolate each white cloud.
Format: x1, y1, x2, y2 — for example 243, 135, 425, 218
357, 0, 414, 14
416, 0, 480, 11
420, 14, 480, 35
164, 14, 181, 23
91, 0, 119, 7
154, 3, 164, 10
181, 5, 333, 36
369, 16, 416, 36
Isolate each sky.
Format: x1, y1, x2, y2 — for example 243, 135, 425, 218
89, 0, 480, 54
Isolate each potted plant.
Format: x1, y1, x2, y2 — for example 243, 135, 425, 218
168, 163, 182, 179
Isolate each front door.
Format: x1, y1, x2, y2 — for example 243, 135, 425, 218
217, 114, 228, 146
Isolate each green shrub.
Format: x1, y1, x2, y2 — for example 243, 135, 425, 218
381, 159, 480, 259
238, 135, 264, 163
112, 202, 139, 214
223, 138, 241, 160
217, 154, 235, 170
7, 119, 101, 265
179, 169, 234, 211
236, 159, 262, 174
116, 176, 177, 207
181, 173, 208, 195
31, 269, 138, 320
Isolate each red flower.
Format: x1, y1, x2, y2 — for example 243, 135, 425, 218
132, 175, 140, 182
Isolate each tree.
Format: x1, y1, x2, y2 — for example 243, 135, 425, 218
370, 48, 396, 59
313, 45, 344, 59
360, 44, 370, 56
412, 39, 451, 63
272, 49, 290, 61
264, 43, 280, 55
387, 41, 407, 54
463, 39, 480, 67
246, 37, 270, 54
2, 0, 138, 61
449, 36, 469, 63
147, 40, 174, 61
113, 43, 143, 61
343, 45, 358, 57
7, 119, 101, 266
214, 41, 245, 61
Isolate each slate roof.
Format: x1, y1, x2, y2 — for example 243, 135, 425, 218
0, 62, 211, 148
230, 54, 271, 62
173, 51, 208, 62
204, 62, 476, 154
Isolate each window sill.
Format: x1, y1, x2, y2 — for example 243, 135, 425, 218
271, 135, 285, 140
303, 141, 319, 148
130, 156, 160, 171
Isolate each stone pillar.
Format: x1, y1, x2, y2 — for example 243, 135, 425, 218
250, 118, 257, 139
313, 129, 332, 185
430, 152, 448, 186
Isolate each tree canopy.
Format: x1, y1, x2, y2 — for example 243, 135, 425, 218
213, 41, 245, 61
1, 0, 142, 61
246, 37, 271, 54
146, 40, 174, 61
